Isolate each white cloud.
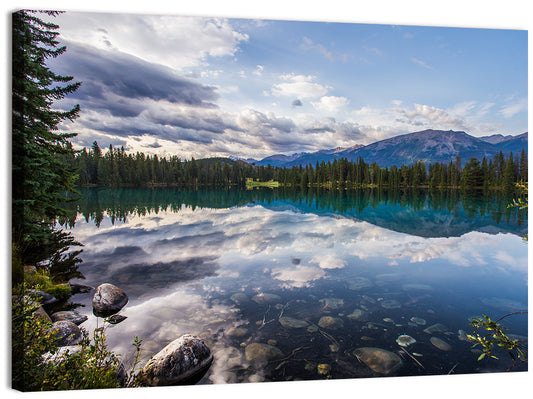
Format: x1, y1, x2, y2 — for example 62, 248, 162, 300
411, 57, 434, 70
392, 103, 468, 130
50, 12, 249, 70
310, 253, 347, 269
311, 96, 350, 113
500, 98, 527, 118
271, 74, 330, 99
301, 37, 349, 62
253, 65, 264, 76
271, 265, 326, 288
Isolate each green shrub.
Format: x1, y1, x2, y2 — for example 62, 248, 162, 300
11, 285, 143, 391
23, 269, 72, 301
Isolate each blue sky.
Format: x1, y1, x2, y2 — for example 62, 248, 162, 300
44, 10, 527, 160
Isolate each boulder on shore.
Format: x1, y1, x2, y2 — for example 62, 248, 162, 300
92, 283, 128, 318
51, 310, 88, 326
141, 334, 213, 386
50, 320, 84, 346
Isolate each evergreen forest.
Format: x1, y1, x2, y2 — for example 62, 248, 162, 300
70, 141, 528, 190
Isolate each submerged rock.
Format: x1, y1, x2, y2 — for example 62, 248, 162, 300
230, 293, 249, 305
213, 346, 242, 369
51, 310, 88, 326
410, 317, 426, 326
347, 277, 373, 290
226, 326, 248, 337
423, 323, 448, 334
92, 283, 128, 318
480, 297, 526, 312
347, 308, 367, 321
306, 324, 319, 333
380, 299, 401, 309
142, 334, 213, 386
320, 297, 344, 310
353, 347, 403, 375
279, 316, 309, 329
318, 316, 344, 330
244, 343, 283, 362
430, 336, 452, 351
402, 283, 433, 292
396, 334, 416, 347
252, 293, 282, 305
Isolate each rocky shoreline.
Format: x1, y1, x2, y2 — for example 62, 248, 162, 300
32, 282, 213, 387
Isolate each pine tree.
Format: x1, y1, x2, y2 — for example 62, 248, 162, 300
519, 148, 528, 182
12, 10, 81, 266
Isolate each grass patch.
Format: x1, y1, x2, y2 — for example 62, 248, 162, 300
245, 178, 280, 188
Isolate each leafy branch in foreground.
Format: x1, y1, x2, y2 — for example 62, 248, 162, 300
508, 181, 528, 240
467, 312, 528, 371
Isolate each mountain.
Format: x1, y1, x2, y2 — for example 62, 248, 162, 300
479, 134, 514, 144
496, 132, 528, 154
257, 130, 528, 168
253, 152, 310, 167
339, 129, 504, 167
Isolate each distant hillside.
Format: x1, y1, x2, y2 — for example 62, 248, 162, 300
254, 129, 527, 168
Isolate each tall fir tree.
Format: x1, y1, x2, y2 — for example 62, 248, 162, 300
12, 10, 82, 270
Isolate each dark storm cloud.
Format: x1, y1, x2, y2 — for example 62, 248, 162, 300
51, 42, 219, 116
144, 108, 242, 135
291, 99, 303, 108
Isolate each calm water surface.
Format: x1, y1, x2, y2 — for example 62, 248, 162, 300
64, 188, 528, 383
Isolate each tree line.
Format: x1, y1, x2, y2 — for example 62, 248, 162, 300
71, 141, 527, 190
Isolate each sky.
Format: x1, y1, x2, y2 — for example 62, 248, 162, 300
42, 10, 528, 160
19, 7, 512, 159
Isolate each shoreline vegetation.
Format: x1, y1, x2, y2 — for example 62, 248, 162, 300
71, 141, 527, 192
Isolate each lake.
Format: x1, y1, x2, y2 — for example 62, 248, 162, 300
63, 187, 528, 383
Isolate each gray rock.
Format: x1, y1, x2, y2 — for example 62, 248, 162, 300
318, 316, 344, 330
225, 326, 248, 337
244, 343, 283, 362
380, 299, 401, 309
50, 321, 84, 346
353, 347, 403, 375
92, 283, 128, 318
29, 290, 58, 306
279, 316, 309, 329
105, 314, 127, 325
347, 277, 373, 290
142, 334, 213, 386
230, 293, 249, 305
252, 293, 282, 305
430, 336, 452, 351
319, 297, 344, 310
51, 310, 88, 326
69, 283, 94, 294
347, 308, 367, 321
423, 323, 448, 334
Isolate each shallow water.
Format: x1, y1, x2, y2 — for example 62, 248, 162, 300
63, 187, 528, 382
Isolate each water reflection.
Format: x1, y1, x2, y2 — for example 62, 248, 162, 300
62, 187, 527, 237
64, 188, 528, 382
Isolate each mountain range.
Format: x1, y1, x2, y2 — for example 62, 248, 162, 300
247, 129, 528, 168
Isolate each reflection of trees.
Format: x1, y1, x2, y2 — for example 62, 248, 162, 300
60, 187, 527, 237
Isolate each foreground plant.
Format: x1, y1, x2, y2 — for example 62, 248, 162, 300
468, 312, 528, 371
12, 285, 144, 391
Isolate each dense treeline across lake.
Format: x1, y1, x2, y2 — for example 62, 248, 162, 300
70, 141, 527, 190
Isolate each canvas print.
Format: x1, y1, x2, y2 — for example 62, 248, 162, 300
11, 9, 528, 392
